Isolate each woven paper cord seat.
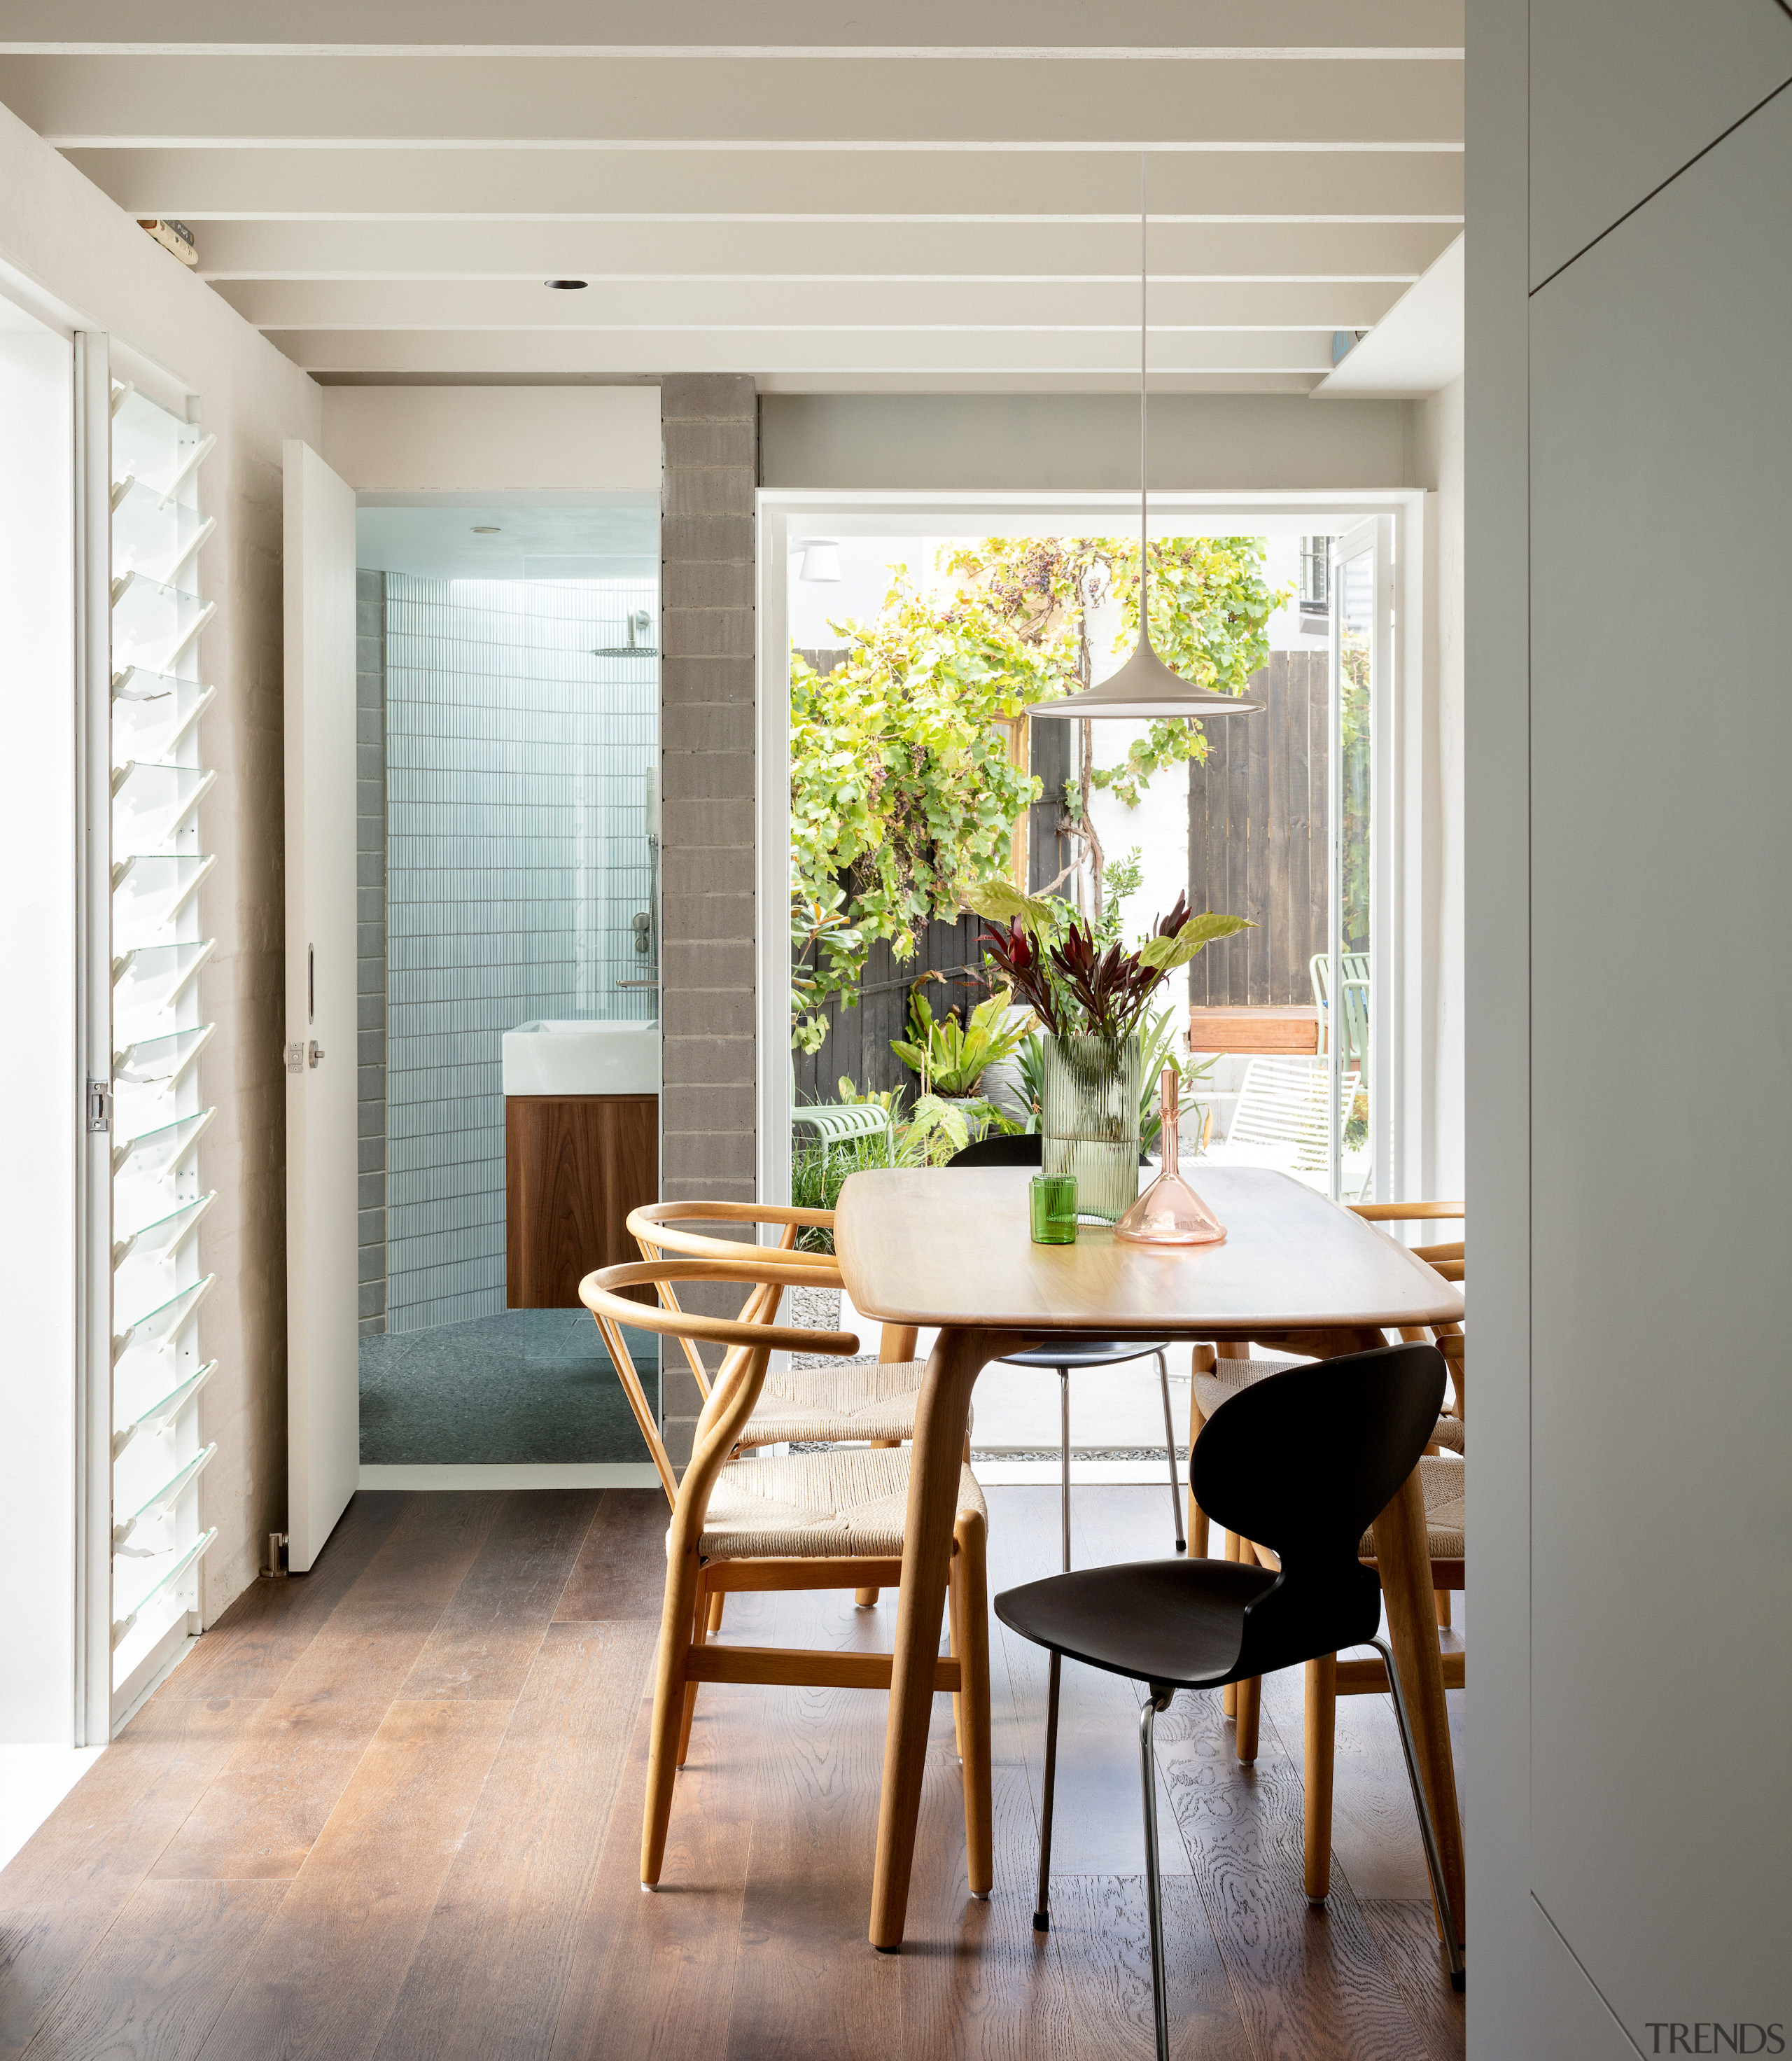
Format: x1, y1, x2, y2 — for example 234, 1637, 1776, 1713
694, 1445, 988, 1562
1357, 1453, 1463, 1559
1196, 1357, 1463, 1459
737, 1357, 930, 1449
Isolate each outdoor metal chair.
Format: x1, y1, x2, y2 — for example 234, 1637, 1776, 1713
1309, 950, 1371, 1070
1198, 1052, 1366, 1198
790, 1058, 895, 1171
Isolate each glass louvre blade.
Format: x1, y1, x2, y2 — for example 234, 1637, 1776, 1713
112, 1528, 217, 1649
112, 761, 216, 853
113, 1190, 216, 1269
113, 1023, 214, 1087
112, 388, 192, 494
111, 479, 214, 583
111, 1105, 214, 1180
115, 1443, 217, 1544
113, 1273, 214, 1362
111, 573, 213, 673
112, 939, 216, 1030
112, 1360, 218, 1461
113, 676, 214, 767
111, 390, 213, 506
111, 853, 216, 949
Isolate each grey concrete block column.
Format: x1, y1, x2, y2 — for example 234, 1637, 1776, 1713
659, 373, 757, 1465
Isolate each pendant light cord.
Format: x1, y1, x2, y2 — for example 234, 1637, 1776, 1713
1139, 151, 1150, 650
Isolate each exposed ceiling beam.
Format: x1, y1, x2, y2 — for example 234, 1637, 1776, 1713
215, 279, 1408, 330
313, 369, 1329, 393
64, 147, 1464, 223
0, 55, 1463, 149
264, 328, 1340, 375
185, 221, 1459, 282
0, 0, 1462, 56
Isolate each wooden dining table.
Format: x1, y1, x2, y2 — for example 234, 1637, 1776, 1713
833, 1161, 1467, 1954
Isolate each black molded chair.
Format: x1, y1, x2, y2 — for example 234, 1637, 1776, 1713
995, 1343, 1464, 2060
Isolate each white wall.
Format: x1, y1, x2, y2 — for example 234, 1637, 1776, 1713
761, 391, 1412, 492
1469, 6, 1792, 2053
0, 312, 77, 1740
321, 384, 659, 493
0, 99, 325, 1631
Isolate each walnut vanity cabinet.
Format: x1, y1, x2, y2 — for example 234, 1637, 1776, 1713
505, 1094, 658, 1307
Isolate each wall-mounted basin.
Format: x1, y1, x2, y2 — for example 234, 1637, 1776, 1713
501, 1019, 659, 1097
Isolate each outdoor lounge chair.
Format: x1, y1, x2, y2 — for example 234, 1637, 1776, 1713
1197, 1053, 1365, 1197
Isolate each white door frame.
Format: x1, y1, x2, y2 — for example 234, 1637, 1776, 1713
757, 489, 1430, 1215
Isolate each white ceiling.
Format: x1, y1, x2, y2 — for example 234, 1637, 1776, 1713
0, 1, 1464, 394
355, 494, 659, 579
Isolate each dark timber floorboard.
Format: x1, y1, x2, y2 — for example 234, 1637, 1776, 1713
1, 1486, 1463, 2061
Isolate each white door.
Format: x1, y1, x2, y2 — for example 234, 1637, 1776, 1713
283, 442, 358, 1570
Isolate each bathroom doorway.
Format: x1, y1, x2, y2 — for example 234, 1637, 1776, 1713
352, 494, 662, 1476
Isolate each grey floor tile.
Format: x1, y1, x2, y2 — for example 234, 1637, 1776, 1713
359, 1308, 659, 1465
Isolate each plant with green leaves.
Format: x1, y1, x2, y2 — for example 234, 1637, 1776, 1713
969, 879, 1252, 1052
904, 1091, 1011, 1165
889, 981, 1033, 1098
789, 569, 1058, 1050
790, 536, 1289, 1045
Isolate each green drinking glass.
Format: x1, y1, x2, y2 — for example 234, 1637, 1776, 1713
1030, 1173, 1079, 1245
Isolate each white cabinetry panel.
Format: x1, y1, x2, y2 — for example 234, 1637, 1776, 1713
1530, 0, 1791, 288
1528, 88, 1792, 2042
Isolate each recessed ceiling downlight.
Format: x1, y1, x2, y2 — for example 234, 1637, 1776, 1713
545, 278, 588, 291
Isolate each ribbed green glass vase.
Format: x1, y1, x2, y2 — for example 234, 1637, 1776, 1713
1040, 1033, 1141, 1222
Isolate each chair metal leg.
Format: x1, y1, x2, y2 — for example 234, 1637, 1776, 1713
1046, 1368, 1071, 1929
1140, 1686, 1177, 2061
1033, 1647, 1062, 1932
1369, 1635, 1466, 1992
1154, 1350, 1186, 1552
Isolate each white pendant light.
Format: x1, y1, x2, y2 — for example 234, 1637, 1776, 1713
1034, 155, 1261, 722
796, 536, 842, 582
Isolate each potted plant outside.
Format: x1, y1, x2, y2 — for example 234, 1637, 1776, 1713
889, 982, 1033, 1157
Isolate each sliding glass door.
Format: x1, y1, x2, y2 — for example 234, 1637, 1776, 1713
1326, 517, 1392, 1204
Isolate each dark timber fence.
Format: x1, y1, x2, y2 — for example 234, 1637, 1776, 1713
1187, 649, 1329, 1007
790, 645, 1327, 1103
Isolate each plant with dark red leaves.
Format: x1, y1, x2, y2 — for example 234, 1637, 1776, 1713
972, 882, 1251, 1054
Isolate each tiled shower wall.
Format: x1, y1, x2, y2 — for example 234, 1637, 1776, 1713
356, 571, 388, 1336
383, 573, 658, 1332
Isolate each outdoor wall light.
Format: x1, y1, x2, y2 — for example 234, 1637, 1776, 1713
796, 538, 842, 582
545, 278, 589, 291
1033, 157, 1261, 723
